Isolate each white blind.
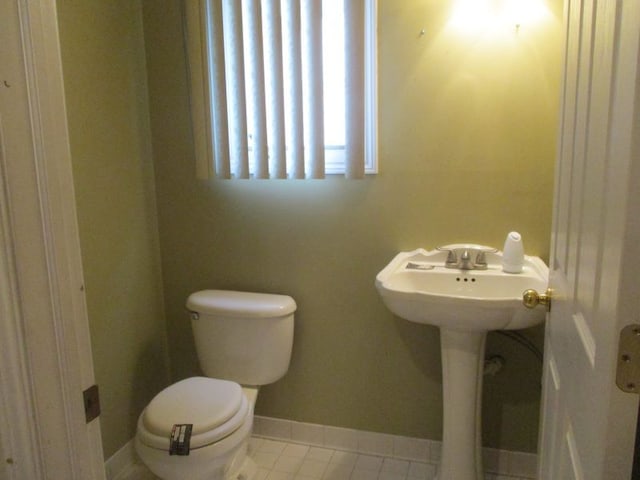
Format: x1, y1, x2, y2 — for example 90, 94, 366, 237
185, 0, 376, 180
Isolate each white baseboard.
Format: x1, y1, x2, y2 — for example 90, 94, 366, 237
105, 439, 137, 480
253, 415, 537, 479
104, 417, 538, 479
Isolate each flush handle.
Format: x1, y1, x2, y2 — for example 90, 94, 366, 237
522, 288, 552, 311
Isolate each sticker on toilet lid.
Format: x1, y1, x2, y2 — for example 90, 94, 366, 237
169, 424, 193, 456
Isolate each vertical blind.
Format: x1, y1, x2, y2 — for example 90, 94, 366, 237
185, 0, 376, 179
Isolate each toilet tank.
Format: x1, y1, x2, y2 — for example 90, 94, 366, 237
186, 290, 296, 386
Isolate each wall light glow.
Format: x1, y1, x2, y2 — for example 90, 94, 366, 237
501, 0, 549, 26
449, 0, 550, 34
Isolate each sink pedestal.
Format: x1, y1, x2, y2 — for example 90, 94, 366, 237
438, 328, 487, 480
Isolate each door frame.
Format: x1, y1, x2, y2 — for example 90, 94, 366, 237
0, 0, 104, 478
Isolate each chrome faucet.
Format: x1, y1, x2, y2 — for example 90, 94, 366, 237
436, 245, 497, 270
460, 249, 473, 270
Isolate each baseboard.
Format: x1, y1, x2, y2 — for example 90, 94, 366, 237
104, 439, 137, 480
104, 417, 538, 479
253, 415, 538, 479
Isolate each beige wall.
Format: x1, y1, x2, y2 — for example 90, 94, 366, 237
143, 0, 562, 453
57, 0, 169, 459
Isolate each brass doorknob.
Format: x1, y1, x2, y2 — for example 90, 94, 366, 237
522, 288, 552, 310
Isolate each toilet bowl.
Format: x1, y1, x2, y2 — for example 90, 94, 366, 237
135, 378, 257, 480
134, 290, 296, 480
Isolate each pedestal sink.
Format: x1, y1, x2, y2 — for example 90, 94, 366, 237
375, 246, 548, 480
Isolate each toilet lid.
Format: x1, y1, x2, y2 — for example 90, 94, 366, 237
137, 377, 249, 451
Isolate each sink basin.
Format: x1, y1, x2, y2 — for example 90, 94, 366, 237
375, 247, 549, 331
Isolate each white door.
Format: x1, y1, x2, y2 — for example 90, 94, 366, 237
0, 0, 105, 478
537, 0, 640, 479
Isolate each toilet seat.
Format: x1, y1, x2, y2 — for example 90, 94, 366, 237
137, 377, 249, 451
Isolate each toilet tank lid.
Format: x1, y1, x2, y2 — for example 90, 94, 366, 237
187, 290, 297, 318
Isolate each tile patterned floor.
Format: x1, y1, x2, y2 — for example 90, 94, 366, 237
251, 437, 434, 480
114, 437, 534, 480
249, 437, 530, 480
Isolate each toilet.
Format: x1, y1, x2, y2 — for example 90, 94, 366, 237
135, 290, 296, 480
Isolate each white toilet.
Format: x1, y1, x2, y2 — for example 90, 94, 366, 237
135, 290, 296, 480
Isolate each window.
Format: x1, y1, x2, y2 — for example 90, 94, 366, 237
185, 0, 377, 179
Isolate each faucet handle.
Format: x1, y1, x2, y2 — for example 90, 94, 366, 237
436, 246, 458, 266
473, 247, 498, 269
475, 251, 488, 268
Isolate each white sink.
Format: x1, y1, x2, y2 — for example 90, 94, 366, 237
375, 245, 549, 480
375, 247, 548, 331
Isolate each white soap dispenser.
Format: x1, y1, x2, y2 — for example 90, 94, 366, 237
502, 231, 524, 273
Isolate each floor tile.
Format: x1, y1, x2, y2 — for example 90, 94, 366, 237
381, 458, 409, 475
254, 452, 280, 469
322, 463, 353, 480
329, 450, 358, 467
118, 435, 535, 480
266, 471, 295, 480
260, 440, 289, 455
407, 461, 436, 480
297, 458, 328, 478
354, 454, 383, 472
307, 447, 335, 462
273, 455, 305, 473
378, 472, 409, 480
282, 444, 311, 458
